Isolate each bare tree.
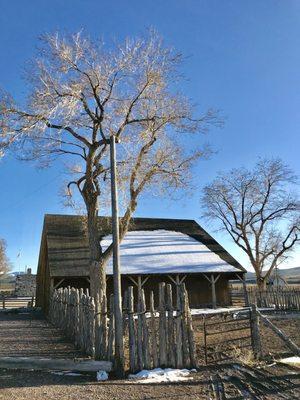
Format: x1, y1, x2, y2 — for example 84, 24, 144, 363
201, 159, 300, 289
0, 32, 220, 296
0, 239, 11, 277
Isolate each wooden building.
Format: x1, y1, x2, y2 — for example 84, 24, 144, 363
36, 214, 246, 312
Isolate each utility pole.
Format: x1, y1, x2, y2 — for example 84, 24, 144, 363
109, 134, 124, 376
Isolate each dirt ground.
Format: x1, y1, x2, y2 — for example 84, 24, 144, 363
0, 309, 299, 399
0, 310, 84, 358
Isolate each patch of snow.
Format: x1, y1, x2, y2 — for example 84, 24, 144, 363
128, 368, 196, 383
97, 370, 109, 381
279, 356, 300, 367
51, 371, 83, 376
101, 230, 239, 275
191, 307, 245, 315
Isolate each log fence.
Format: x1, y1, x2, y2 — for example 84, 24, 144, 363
247, 287, 300, 310
48, 282, 197, 372
231, 286, 300, 311
48, 284, 300, 373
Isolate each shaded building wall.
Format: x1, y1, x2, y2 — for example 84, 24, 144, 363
36, 238, 51, 312
106, 273, 231, 309
43, 273, 233, 312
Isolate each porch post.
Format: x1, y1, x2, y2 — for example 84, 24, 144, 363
242, 275, 249, 307
235, 273, 249, 307
137, 276, 142, 299
211, 274, 217, 309
175, 275, 180, 309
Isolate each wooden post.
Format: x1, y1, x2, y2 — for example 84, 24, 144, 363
149, 291, 158, 368
175, 275, 181, 310
141, 289, 151, 369
180, 285, 190, 367
74, 289, 80, 348
203, 317, 208, 365
109, 134, 124, 376
235, 273, 249, 307
211, 274, 217, 309
137, 286, 144, 371
159, 282, 167, 367
257, 310, 300, 356
203, 274, 219, 309
94, 292, 101, 360
166, 284, 176, 368
128, 287, 136, 372
137, 276, 142, 293
250, 304, 262, 359
102, 292, 108, 359
183, 286, 197, 368
89, 297, 96, 357
107, 294, 115, 362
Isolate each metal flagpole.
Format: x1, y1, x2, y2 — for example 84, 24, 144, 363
109, 134, 124, 376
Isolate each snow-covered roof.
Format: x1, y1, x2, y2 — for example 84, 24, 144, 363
101, 230, 238, 275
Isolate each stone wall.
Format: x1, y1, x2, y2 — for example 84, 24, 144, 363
15, 271, 36, 296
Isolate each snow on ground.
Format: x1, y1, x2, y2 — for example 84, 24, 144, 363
279, 357, 300, 367
101, 230, 238, 275
97, 370, 109, 381
51, 371, 83, 377
128, 368, 197, 383
191, 307, 246, 315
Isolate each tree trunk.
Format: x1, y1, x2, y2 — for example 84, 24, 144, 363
257, 276, 267, 291
86, 197, 106, 298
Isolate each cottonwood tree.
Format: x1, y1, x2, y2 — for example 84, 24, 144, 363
201, 159, 300, 289
0, 32, 220, 296
0, 239, 11, 276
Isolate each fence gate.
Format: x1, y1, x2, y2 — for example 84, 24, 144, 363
203, 310, 252, 364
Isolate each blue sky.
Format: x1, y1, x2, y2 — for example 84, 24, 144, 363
0, 0, 299, 273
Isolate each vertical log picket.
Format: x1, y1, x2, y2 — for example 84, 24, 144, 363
182, 285, 197, 368
107, 295, 115, 362
140, 289, 151, 369
180, 286, 190, 367
250, 304, 262, 359
175, 284, 183, 369
149, 291, 158, 369
48, 280, 200, 373
159, 282, 167, 367
137, 288, 144, 371
128, 287, 136, 372
166, 284, 176, 368
94, 292, 101, 360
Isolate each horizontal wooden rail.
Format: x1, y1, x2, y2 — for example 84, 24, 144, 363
0, 356, 112, 372
206, 325, 250, 336
1, 296, 35, 309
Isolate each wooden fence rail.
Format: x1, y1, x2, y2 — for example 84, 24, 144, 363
0, 296, 35, 309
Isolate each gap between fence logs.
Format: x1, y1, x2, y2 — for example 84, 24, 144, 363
49, 282, 197, 372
